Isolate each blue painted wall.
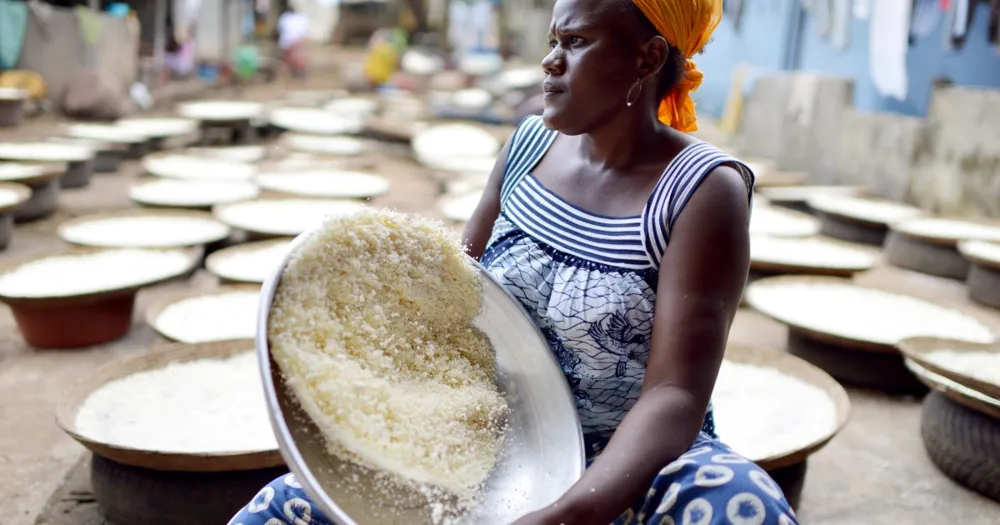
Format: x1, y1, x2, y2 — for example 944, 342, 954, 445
693, 2, 1000, 118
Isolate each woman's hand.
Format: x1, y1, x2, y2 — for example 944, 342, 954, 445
511, 503, 575, 525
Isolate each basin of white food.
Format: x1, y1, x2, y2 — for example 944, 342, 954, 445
255, 170, 390, 200
213, 198, 367, 238
807, 195, 925, 226
749, 202, 821, 238
148, 286, 262, 343
205, 239, 294, 284
58, 210, 231, 248
143, 154, 257, 181
177, 100, 264, 122
714, 344, 849, 469
116, 118, 199, 138
750, 235, 877, 276
412, 124, 500, 173
130, 179, 261, 209
269, 107, 366, 135
440, 192, 483, 223
0, 247, 198, 349
324, 97, 379, 119
281, 134, 367, 156
745, 276, 997, 352
56, 340, 282, 471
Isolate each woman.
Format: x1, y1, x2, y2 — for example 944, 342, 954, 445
231, 0, 800, 523
277, 5, 309, 78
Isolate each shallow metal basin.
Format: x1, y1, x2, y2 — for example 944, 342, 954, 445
256, 228, 585, 524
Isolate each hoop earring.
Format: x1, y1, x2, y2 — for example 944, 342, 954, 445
625, 79, 643, 107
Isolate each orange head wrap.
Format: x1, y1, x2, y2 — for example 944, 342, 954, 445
630, 0, 722, 132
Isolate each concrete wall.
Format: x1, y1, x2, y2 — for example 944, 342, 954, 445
733, 73, 1000, 218
695, 2, 1000, 119
16, 6, 139, 103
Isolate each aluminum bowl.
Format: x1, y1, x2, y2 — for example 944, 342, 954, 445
256, 228, 585, 525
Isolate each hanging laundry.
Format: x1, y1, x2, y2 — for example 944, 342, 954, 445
869, 0, 912, 100
815, 0, 833, 37
75, 6, 104, 46
945, 0, 974, 50
910, 0, 941, 40
0, 0, 29, 70
831, 0, 851, 49
724, 0, 745, 33
989, 0, 1000, 45
853, 0, 871, 20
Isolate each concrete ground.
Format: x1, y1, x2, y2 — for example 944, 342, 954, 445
1, 67, 999, 525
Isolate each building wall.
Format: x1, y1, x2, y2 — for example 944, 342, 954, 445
695, 1, 1000, 119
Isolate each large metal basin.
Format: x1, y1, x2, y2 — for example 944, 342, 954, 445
256, 228, 585, 525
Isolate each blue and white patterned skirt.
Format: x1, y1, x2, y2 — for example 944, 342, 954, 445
229, 433, 799, 525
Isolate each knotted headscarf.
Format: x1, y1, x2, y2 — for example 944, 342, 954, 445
631, 0, 722, 132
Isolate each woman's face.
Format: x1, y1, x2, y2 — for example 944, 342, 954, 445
541, 0, 647, 135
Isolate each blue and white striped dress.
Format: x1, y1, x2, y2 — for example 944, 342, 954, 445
229, 116, 800, 525
482, 115, 753, 440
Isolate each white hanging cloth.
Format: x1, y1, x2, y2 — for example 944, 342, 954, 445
830, 0, 852, 49
852, 0, 870, 20
869, 0, 912, 100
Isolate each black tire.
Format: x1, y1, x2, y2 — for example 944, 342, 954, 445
921, 392, 1000, 502
91, 453, 288, 525
884, 232, 969, 280
816, 212, 887, 246
767, 460, 806, 511
787, 331, 928, 396
967, 263, 1000, 309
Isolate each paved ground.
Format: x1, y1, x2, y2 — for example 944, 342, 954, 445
1, 65, 999, 525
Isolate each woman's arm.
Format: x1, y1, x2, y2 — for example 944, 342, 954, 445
461, 138, 512, 260
517, 165, 751, 525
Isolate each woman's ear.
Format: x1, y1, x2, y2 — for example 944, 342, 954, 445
638, 35, 668, 83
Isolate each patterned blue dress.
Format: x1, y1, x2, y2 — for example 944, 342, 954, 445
230, 116, 800, 525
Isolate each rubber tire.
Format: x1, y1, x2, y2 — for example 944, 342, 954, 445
921, 392, 1000, 502
967, 263, 1000, 309
884, 232, 969, 280
767, 460, 806, 512
90, 453, 288, 525
816, 212, 887, 246
786, 331, 928, 396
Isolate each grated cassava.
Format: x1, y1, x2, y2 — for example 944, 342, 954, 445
0, 249, 192, 298
923, 349, 1000, 388
746, 280, 996, 346
154, 290, 260, 343
713, 361, 838, 461
75, 351, 277, 453
59, 214, 230, 248
268, 208, 508, 506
